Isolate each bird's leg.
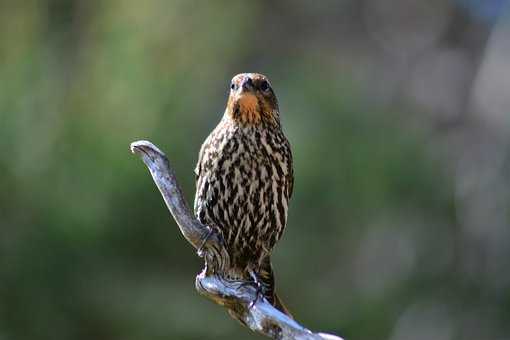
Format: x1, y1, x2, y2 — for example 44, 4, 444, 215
196, 225, 214, 257
215, 271, 263, 309
247, 269, 263, 309
221, 271, 259, 289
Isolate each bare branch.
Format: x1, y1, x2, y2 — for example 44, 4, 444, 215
130, 140, 344, 340
129, 140, 214, 249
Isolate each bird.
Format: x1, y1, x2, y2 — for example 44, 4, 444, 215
194, 73, 293, 316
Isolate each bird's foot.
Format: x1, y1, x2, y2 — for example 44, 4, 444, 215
247, 270, 263, 309
197, 226, 214, 257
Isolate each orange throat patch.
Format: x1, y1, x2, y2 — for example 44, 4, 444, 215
230, 93, 261, 124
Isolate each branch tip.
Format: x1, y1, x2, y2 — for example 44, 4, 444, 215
130, 140, 166, 158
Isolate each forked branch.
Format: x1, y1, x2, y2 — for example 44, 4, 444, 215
130, 140, 343, 340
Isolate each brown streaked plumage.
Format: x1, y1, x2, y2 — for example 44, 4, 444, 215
194, 73, 293, 315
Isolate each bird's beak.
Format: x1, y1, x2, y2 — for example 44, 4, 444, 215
240, 77, 254, 93
231, 77, 258, 113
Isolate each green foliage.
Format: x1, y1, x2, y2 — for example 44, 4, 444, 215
0, 1, 506, 340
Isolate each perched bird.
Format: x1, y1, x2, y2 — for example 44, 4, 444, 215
194, 73, 293, 315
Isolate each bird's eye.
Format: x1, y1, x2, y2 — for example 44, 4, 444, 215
259, 80, 270, 92
230, 83, 236, 90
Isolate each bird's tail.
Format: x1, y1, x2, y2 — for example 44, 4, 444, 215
274, 292, 293, 318
258, 256, 293, 318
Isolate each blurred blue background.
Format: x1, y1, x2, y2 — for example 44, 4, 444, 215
1, 1, 509, 339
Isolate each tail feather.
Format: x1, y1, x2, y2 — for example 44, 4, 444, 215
258, 256, 293, 318
274, 292, 293, 318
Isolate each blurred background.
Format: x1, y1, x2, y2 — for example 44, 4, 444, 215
1, 1, 509, 339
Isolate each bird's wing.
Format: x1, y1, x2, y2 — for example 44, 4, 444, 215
285, 138, 294, 200
287, 168, 294, 200
194, 144, 204, 180
194, 133, 211, 181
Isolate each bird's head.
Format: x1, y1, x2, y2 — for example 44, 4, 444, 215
225, 73, 279, 125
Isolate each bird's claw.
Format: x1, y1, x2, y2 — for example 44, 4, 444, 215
197, 226, 214, 257
247, 270, 263, 309
249, 283, 262, 309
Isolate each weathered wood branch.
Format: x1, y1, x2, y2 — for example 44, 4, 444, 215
130, 140, 344, 340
